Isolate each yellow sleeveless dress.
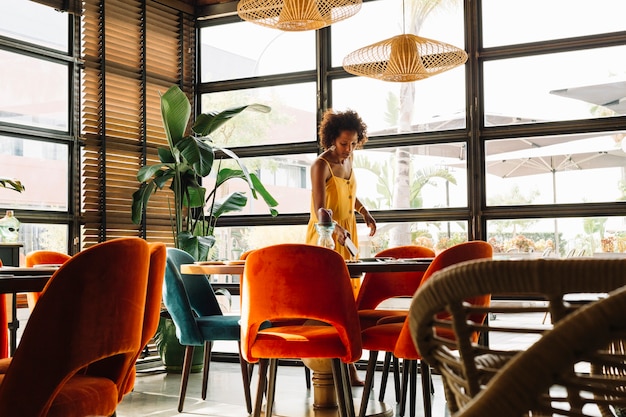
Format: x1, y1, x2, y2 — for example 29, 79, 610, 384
305, 157, 360, 296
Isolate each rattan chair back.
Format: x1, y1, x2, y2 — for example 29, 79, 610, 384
408, 258, 626, 416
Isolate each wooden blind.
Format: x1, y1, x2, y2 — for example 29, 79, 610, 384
81, 0, 194, 248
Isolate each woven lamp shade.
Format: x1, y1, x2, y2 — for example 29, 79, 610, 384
343, 34, 468, 82
237, 0, 362, 31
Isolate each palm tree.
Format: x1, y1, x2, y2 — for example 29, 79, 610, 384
391, 0, 461, 246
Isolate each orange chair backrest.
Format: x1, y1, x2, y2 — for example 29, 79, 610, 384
241, 243, 362, 364
25, 250, 71, 267
393, 241, 493, 359
0, 237, 150, 416
119, 242, 167, 398
356, 245, 435, 310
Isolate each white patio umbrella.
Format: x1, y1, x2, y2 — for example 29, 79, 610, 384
486, 135, 626, 179
486, 135, 626, 253
550, 80, 626, 115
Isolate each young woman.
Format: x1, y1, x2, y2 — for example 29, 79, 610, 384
305, 109, 377, 386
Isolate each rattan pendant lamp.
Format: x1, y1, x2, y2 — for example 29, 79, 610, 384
237, 0, 362, 32
342, 0, 467, 82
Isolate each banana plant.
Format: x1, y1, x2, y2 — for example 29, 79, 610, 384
0, 177, 25, 193
132, 85, 278, 261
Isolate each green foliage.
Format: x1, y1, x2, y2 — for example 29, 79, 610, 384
131, 85, 278, 261
0, 177, 25, 193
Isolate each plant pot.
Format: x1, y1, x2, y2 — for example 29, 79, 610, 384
154, 311, 204, 373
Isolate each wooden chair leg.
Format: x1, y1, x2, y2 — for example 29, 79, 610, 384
331, 359, 351, 417
253, 359, 269, 417
178, 345, 194, 412
359, 350, 378, 417
237, 342, 252, 414
266, 358, 278, 417
201, 341, 212, 400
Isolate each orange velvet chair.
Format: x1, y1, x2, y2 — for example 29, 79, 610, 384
358, 241, 493, 417
25, 250, 72, 311
356, 245, 435, 402
0, 259, 6, 359
0, 237, 150, 417
241, 244, 362, 417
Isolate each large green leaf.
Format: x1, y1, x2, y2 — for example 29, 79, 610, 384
210, 192, 248, 219
249, 173, 279, 213
177, 136, 215, 177
161, 85, 191, 148
179, 232, 215, 261
192, 104, 271, 136
131, 182, 157, 224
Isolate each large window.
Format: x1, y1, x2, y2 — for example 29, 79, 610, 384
0, 0, 76, 259
198, 0, 626, 259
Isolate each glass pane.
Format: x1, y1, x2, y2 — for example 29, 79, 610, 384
200, 21, 315, 82
359, 221, 469, 258
0, 0, 69, 51
485, 132, 626, 205
204, 154, 315, 216
0, 50, 69, 130
332, 0, 465, 67
487, 216, 626, 259
200, 83, 317, 146
0, 136, 68, 211
482, 0, 626, 48
332, 70, 466, 134
212, 220, 468, 261
355, 144, 467, 211
204, 141, 467, 218
18, 223, 68, 261
483, 46, 626, 126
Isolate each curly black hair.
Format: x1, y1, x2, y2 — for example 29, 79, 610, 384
318, 109, 368, 150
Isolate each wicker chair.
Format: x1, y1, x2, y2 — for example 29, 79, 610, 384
408, 258, 626, 416
457, 284, 626, 416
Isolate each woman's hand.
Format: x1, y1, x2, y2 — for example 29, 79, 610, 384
333, 223, 349, 246
363, 212, 376, 236
358, 205, 376, 236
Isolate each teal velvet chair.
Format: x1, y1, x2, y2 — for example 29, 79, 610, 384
163, 248, 252, 413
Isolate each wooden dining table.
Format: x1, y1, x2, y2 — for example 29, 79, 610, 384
0, 266, 58, 355
181, 257, 433, 417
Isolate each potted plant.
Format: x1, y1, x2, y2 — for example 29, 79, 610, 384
131, 85, 278, 371
0, 177, 25, 243
131, 85, 278, 261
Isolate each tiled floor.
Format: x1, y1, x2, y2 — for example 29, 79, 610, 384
116, 357, 448, 417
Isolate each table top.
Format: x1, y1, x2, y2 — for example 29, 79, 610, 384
0, 266, 59, 276
0, 266, 58, 294
181, 258, 433, 277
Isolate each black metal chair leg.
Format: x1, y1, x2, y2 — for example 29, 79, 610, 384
409, 360, 417, 417
304, 362, 311, 390
420, 360, 432, 417
378, 351, 391, 401
359, 351, 378, 417
393, 356, 401, 402
399, 358, 410, 417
